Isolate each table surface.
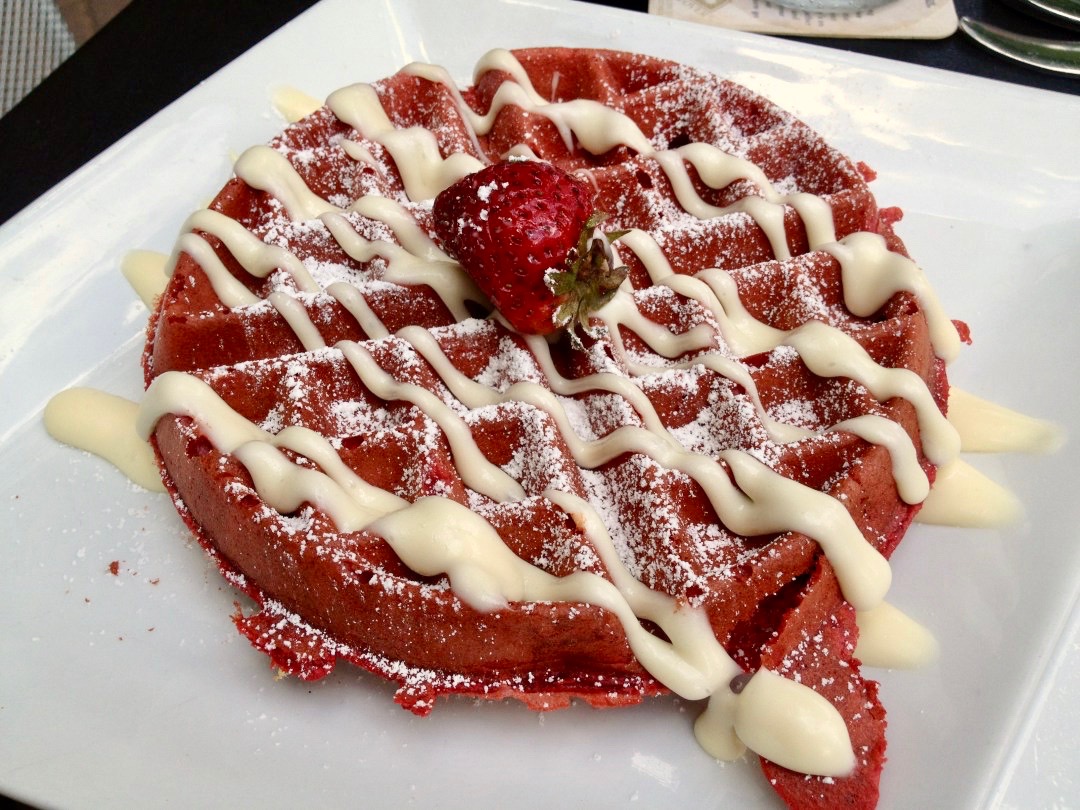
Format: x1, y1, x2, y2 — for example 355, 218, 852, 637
0, 0, 1077, 226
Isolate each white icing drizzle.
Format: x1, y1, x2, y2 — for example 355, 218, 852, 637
235, 440, 377, 529
855, 601, 939, 669
336, 340, 526, 504
652, 150, 790, 260
652, 267, 784, 358
271, 85, 323, 124
345, 197, 446, 262
120, 250, 170, 308
327, 82, 483, 200
916, 459, 1023, 527
272, 423, 405, 518
821, 233, 961, 363
117, 47, 1055, 782
787, 192, 838, 248
137, 371, 401, 527
730, 667, 856, 777
948, 387, 1065, 454
599, 290, 716, 361
397, 322, 889, 611
44, 388, 165, 493
168, 208, 321, 308
171, 230, 258, 307
785, 321, 959, 466
268, 292, 325, 350
829, 415, 929, 505
234, 145, 339, 221
411, 54, 654, 158
719, 451, 891, 611
321, 205, 482, 322
518, 328, 677, 440
138, 371, 268, 450
325, 281, 391, 339
694, 267, 788, 356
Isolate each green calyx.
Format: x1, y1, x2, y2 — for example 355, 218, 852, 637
547, 212, 629, 335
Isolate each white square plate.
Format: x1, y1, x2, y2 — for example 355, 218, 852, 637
2, 0, 1078, 807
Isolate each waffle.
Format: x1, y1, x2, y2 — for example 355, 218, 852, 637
139, 47, 963, 809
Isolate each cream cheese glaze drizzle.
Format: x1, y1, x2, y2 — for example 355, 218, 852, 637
134, 49, 960, 775
44, 388, 165, 493
948, 387, 1064, 454
137, 48, 945, 776
855, 600, 939, 669
43, 48, 1060, 784
120, 250, 171, 309
271, 86, 323, 124
915, 459, 1024, 527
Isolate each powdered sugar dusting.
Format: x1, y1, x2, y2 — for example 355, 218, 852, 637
145, 50, 937, 795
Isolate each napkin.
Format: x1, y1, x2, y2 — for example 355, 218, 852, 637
649, 0, 959, 39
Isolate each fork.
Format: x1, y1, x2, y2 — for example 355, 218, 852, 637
960, 17, 1080, 75
1000, 0, 1080, 31
960, 0, 1080, 77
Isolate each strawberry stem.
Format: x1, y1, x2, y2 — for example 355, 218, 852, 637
549, 212, 628, 335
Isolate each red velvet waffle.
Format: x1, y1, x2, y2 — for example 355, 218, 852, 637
141, 48, 959, 809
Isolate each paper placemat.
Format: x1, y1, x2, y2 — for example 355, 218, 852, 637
650, 0, 959, 39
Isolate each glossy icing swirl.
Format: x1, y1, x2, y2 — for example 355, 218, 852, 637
135, 49, 965, 778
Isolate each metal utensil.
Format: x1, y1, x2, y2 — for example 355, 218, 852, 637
1001, 0, 1080, 32
960, 17, 1080, 75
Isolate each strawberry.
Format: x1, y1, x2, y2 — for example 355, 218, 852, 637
433, 159, 626, 337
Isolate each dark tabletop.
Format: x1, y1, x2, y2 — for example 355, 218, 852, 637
0, 0, 1077, 227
